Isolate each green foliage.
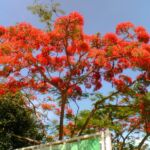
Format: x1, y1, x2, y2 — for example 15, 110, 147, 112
28, 0, 65, 31
0, 92, 44, 150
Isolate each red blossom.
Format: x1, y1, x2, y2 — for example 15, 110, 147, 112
94, 81, 102, 91
135, 26, 149, 43
68, 121, 74, 127
103, 33, 118, 44
69, 12, 84, 26
119, 75, 132, 84
67, 46, 76, 55
0, 26, 6, 35
50, 77, 63, 87
66, 108, 74, 116
55, 108, 61, 115
78, 42, 89, 52
116, 22, 134, 35
67, 88, 73, 96
41, 103, 53, 110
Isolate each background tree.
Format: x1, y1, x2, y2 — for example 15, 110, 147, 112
0, 92, 44, 150
63, 94, 150, 149
28, 0, 64, 31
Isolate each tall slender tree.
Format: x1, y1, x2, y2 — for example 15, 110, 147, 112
0, 12, 150, 141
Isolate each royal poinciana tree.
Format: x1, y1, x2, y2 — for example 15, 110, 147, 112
0, 12, 150, 141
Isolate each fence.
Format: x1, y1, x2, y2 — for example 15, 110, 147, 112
16, 129, 112, 150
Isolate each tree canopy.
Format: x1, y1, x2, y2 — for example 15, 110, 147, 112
0, 11, 150, 148
0, 92, 44, 149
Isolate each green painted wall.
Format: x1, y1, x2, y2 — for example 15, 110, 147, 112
42, 137, 101, 150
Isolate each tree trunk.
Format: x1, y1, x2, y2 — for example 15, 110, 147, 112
78, 107, 97, 136
12, 134, 41, 144
78, 91, 119, 136
59, 94, 67, 140
137, 133, 149, 150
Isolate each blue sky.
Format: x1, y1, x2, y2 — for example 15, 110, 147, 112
1, 0, 150, 34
